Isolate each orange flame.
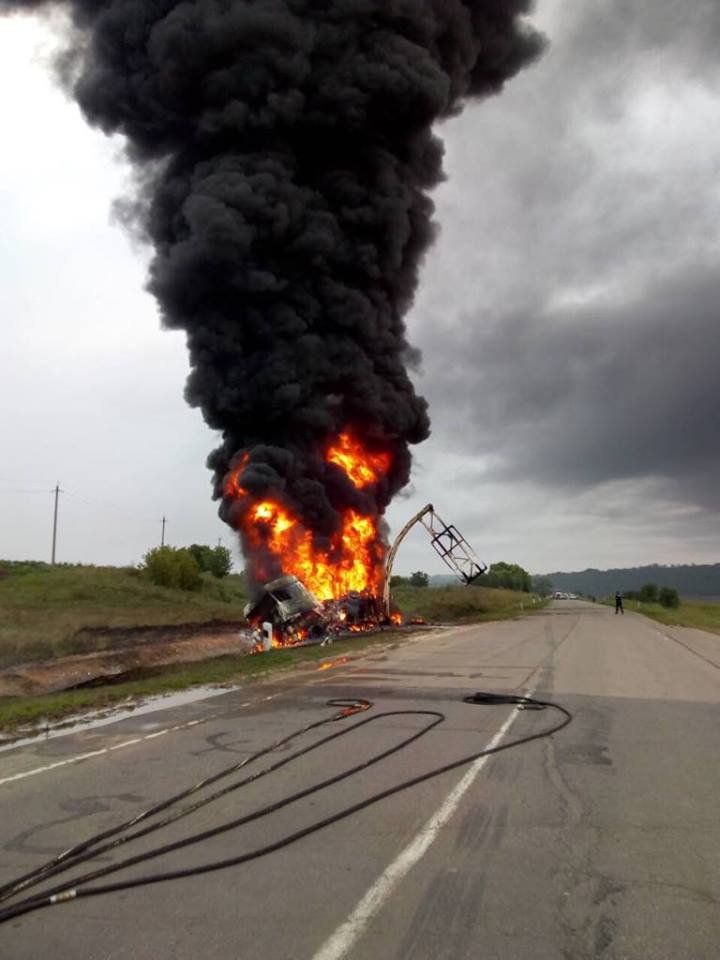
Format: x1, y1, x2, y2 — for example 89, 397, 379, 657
246, 500, 384, 600
228, 432, 390, 600
326, 433, 391, 489
317, 657, 350, 671
224, 452, 250, 499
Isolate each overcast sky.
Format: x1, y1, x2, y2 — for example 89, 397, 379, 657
1, 0, 719, 577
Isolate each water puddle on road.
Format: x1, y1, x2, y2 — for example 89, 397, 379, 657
0, 683, 240, 753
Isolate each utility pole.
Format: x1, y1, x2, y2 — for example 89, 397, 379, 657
161, 516, 167, 547
51, 483, 62, 565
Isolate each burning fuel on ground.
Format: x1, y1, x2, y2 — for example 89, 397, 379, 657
1, 1, 544, 640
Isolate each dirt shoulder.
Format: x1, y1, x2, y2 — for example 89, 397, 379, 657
0, 628, 428, 738
0, 626, 255, 698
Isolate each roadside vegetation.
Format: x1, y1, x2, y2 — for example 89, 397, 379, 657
391, 583, 545, 623
0, 561, 248, 667
619, 597, 720, 635
544, 562, 720, 599
599, 581, 720, 635
477, 562, 533, 593
393, 560, 536, 600
622, 582, 680, 608
0, 632, 398, 733
143, 543, 233, 590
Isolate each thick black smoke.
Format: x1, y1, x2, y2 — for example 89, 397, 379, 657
2, 0, 543, 579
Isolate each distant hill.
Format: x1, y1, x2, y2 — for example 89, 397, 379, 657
538, 564, 720, 598
428, 574, 460, 587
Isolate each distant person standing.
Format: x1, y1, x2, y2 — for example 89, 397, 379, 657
615, 591, 624, 615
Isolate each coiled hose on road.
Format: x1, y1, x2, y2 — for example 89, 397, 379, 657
0, 692, 571, 926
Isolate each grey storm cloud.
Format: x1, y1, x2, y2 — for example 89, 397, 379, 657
408, 0, 720, 519
563, 0, 720, 76
426, 267, 720, 508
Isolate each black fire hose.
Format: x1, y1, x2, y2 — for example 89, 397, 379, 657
0, 692, 571, 926
0, 698, 375, 905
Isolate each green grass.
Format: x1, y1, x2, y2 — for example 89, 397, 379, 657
620, 598, 720, 635
0, 568, 544, 733
391, 584, 546, 623
0, 632, 398, 732
0, 562, 248, 666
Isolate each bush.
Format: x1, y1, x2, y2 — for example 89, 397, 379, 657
175, 550, 203, 591
208, 546, 232, 579
658, 586, 680, 608
409, 571, 429, 588
188, 543, 232, 578
143, 547, 202, 592
481, 561, 532, 593
143, 547, 177, 588
188, 544, 213, 571
638, 583, 658, 602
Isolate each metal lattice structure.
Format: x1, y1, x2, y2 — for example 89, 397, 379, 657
383, 504, 487, 616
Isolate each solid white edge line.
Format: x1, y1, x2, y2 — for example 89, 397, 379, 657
0, 707, 246, 787
310, 692, 532, 960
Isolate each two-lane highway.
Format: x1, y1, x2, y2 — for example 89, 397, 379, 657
1, 601, 719, 959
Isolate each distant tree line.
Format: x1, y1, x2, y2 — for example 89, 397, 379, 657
624, 583, 680, 608
540, 563, 720, 598
393, 563, 532, 593
478, 562, 532, 593
391, 571, 431, 588
530, 575, 681, 608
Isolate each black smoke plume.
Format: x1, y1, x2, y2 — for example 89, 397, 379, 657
2, 0, 544, 583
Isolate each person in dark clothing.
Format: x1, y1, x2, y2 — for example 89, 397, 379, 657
615, 591, 624, 615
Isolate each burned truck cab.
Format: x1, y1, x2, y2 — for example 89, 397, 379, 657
244, 575, 326, 646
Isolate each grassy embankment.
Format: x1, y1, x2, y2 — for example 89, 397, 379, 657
618, 597, 720, 635
0, 562, 542, 731
391, 583, 543, 624
0, 633, 399, 732
0, 561, 249, 667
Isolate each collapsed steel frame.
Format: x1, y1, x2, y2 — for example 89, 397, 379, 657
383, 504, 487, 616
247, 503, 487, 642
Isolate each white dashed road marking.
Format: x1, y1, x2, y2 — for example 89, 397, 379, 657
1, 711, 229, 787
0, 689, 291, 788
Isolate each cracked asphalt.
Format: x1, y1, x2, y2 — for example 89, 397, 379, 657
1, 600, 718, 959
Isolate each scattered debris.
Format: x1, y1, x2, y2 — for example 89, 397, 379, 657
243, 575, 395, 650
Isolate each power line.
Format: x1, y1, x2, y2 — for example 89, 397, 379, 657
62, 489, 160, 526
1, 478, 228, 561
2, 480, 171, 529
0, 488, 49, 495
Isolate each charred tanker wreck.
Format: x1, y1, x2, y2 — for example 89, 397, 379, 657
244, 503, 487, 650
244, 575, 387, 651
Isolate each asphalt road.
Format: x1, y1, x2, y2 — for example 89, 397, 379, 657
1, 600, 719, 959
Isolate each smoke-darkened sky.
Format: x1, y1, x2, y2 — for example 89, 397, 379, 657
1, 0, 719, 576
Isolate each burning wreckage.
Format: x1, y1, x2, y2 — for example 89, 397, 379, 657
244, 503, 486, 651
244, 576, 386, 651
1, 0, 544, 653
